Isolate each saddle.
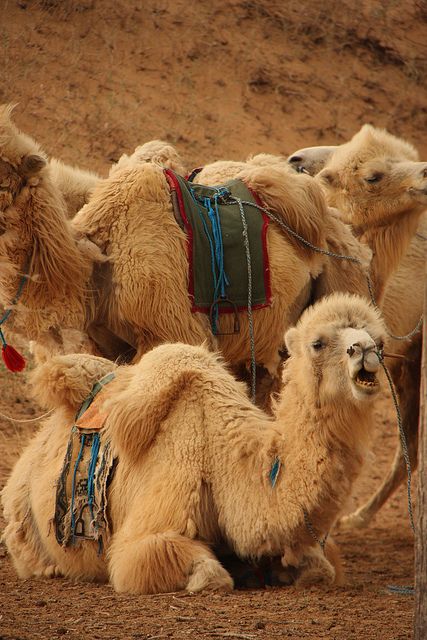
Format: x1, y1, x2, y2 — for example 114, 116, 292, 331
165, 169, 272, 333
54, 373, 116, 551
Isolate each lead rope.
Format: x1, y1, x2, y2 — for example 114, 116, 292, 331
235, 199, 256, 402
377, 349, 415, 533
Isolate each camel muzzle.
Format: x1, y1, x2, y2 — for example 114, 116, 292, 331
346, 335, 381, 394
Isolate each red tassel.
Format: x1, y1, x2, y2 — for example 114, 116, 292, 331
2, 344, 26, 372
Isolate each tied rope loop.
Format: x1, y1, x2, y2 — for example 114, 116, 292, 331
190, 187, 231, 334
377, 349, 415, 533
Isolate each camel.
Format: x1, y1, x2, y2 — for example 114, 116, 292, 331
2, 293, 387, 593
2, 103, 375, 380
287, 124, 427, 529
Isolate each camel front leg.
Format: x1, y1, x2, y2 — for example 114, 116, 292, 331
108, 530, 233, 594
282, 539, 341, 587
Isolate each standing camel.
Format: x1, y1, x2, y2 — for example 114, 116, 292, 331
288, 124, 427, 528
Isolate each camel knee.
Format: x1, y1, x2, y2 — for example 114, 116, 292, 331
109, 531, 232, 594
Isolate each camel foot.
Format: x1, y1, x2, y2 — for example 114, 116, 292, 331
187, 558, 233, 593
36, 564, 62, 579
294, 548, 336, 587
295, 561, 335, 587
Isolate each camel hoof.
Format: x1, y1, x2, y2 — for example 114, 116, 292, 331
186, 558, 234, 593
295, 564, 335, 588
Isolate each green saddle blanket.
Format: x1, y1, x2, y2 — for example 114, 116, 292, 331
165, 170, 271, 328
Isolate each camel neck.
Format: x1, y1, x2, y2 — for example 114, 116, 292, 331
0, 175, 92, 345
353, 204, 424, 303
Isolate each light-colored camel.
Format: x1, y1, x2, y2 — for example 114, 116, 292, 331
1, 103, 374, 378
288, 124, 427, 528
2, 293, 386, 593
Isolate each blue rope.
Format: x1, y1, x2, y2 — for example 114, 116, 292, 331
190, 187, 231, 333
87, 433, 101, 523
386, 585, 414, 596
70, 433, 86, 541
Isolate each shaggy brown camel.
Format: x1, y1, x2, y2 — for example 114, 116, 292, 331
288, 124, 426, 529
0, 103, 375, 379
2, 293, 386, 593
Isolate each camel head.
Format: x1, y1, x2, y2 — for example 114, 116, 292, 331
287, 146, 338, 177
0, 104, 47, 228
292, 125, 426, 228
284, 293, 386, 405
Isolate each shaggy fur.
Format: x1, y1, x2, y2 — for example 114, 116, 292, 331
49, 158, 101, 218
288, 125, 426, 528
1, 104, 346, 375
315, 124, 427, 302
2, 293, 386, 594
0, 105, 97, 357
109, 139, 187, 177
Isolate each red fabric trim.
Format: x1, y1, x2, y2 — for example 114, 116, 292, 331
247, 187, 272, 306
164, 169, 196, 309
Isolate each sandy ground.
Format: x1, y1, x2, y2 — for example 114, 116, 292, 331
0, 0, 425, 638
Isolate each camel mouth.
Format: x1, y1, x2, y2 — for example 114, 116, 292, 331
353, 367, 379, 393
408, 186, 427, 202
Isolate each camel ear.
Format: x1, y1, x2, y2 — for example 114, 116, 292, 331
19, 154, 46, 178
318, 168, 340, 187
284, 327, 300, 356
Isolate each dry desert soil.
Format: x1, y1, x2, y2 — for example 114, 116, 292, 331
0, 1, 426, 639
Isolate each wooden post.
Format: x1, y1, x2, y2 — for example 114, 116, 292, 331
414, 263, 427, 639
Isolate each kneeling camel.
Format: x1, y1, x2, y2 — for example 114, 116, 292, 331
2, 293, 386, 593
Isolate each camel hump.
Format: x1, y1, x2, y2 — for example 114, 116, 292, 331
104, 343, 225, 461
30, 353, 116, 413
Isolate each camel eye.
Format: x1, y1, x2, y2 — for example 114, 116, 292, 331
311, 339, 325, 351
364, 172, 383, 184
